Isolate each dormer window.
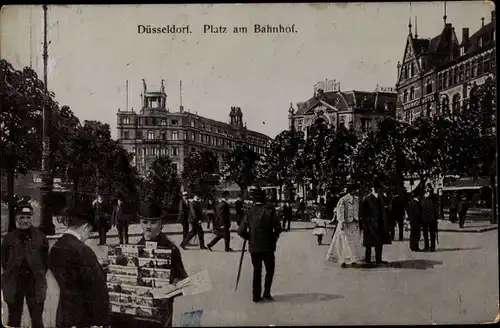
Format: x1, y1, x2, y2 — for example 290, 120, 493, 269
478, 37, 483, 48
460, 46, 465, 56
122, 116, 130, 124
410, 87, 415, 100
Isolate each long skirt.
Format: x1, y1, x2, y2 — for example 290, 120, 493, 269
326, 221, 363, 264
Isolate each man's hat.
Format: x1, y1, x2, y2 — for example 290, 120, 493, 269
62, 194, 98, 229
346, 178, 360, 192
137, 199, 165, 221
15, 202, 33, 216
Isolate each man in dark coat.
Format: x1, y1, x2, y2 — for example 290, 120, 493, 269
390, 191, 407, 241
237, 188, 282, 303
111, 198, 129, 244
406, 191, 422, 252
1, 202, 48, 328
457, 193, 470, 229
360, 178, 392, 265
48, 197, 110, 328
296, 198, 306, 221
421, 184, 440, 252
207, 191, 234, 252
449, 192, 459, 223
282, 200, 293, 231
177, 191, 190, 240
93, 194, 110, 245
111, 199, 189, 328
234, 194, 244, 226
180, 195, 207, 250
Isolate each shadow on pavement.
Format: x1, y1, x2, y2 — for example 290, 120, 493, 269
354, 259, 443, 270
435, 247, 481, 252
272, 293, 344, 304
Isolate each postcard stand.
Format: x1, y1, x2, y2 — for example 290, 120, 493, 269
106, 243, 180, 324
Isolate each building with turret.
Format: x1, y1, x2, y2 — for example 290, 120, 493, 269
288, 79, 397, 138
396, 10, 496, 122
116, 80, 271, 175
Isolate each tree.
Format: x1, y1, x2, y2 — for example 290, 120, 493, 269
320, 125, 359, 195
258, 130, 302, 200
302, 120, 330, 199
221, 143, 260, 193
144, 156, 180, 208
182, 150, 219, 199
1, 60, 49, 231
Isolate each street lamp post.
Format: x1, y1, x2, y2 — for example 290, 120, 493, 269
39, 4, 55, 235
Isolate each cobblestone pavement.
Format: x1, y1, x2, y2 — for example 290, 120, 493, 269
5, 224, 498, 327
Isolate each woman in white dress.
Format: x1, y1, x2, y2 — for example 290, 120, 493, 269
326, 182, 363, 268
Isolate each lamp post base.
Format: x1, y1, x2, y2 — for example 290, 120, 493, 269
39, 174, 55, 236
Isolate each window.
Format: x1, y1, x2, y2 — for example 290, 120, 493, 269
172, 163, 178, 171
403, 90, 408, 103
147, 131, 154, 140
410, 87, 415, 100
459, 65, 464, 82
172, 119, 179, 125
465, 62, 471, 79
132, 146, 136, 154
161, 132, 166, 140
471, 60, 477, 78
184, 131, 188, 140
136, 130, 142, 139
447, 71, 453, 87
441, 96, 450, 114
172, 147, 179, 156
478, 37, 483, 48
426, 104, 432, 117
426, 79, 433, 94
477, 57, 483, 75
405, 110, 410, 122
361, 118, 370, 132
483, 56, 490, 73
452, 93, 461, 112
410, 63, 415, 76
172, 131, 179, 140
192, 132, 196, 141
160, 119, 166, 126
191, 120, 195, 127
453, 67, 458, 85
138, 118, 143, 126
124, 131, 130, 140
123, 116, 130, 124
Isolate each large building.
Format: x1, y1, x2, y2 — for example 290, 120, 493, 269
288, 79, 397, 137
116, 80, 271, 175
396, 10, 496, 122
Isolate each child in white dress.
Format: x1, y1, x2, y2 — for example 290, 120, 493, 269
311, 210, 330, 245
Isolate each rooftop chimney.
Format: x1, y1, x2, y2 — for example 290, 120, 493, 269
462, 28, 469, 44
179, 105, 184, 113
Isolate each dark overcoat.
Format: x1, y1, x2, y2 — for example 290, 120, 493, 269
215, 200, 231, 229
360, 194, 392, 247
406, 199, 422, 228
177, 199, 190, 223
1, 227, 48, 304
188, 201, 204, 224
237, 203, 282, 253
48, 234, 110, 328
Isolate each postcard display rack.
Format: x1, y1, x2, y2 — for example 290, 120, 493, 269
106, 243, 177, 323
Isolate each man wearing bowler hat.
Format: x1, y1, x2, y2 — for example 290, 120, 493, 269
238, 188, 282, 303
1, 202, 48, 328
111, 198, 189, 328
48, 194, 110, 328
207, 191, 234, 252
178, 191, 190, 240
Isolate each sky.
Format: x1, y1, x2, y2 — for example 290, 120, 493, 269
0, 2, 494, 139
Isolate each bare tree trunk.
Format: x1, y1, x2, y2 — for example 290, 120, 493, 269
7, 169, 16, 232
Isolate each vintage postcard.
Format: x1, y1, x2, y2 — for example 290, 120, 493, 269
0, 2, 497, 327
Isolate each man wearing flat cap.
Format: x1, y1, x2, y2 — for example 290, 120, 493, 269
238, 188, 282, 303
48, 194, 110, 328
111, 198, 188, 328
1, 202, 48, 328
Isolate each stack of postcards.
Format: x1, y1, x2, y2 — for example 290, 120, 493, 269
106, 243, 179, 321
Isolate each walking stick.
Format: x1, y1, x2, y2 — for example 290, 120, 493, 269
234, 239, 247, 292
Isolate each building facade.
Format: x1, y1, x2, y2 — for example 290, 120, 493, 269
288, 80, 397, 137
116, 80, 271, 176
396, 11, 496, 122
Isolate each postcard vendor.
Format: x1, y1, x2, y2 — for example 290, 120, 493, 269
111, 198, 189, 328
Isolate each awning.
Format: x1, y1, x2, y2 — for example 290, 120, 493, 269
442, 177, 492, 191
